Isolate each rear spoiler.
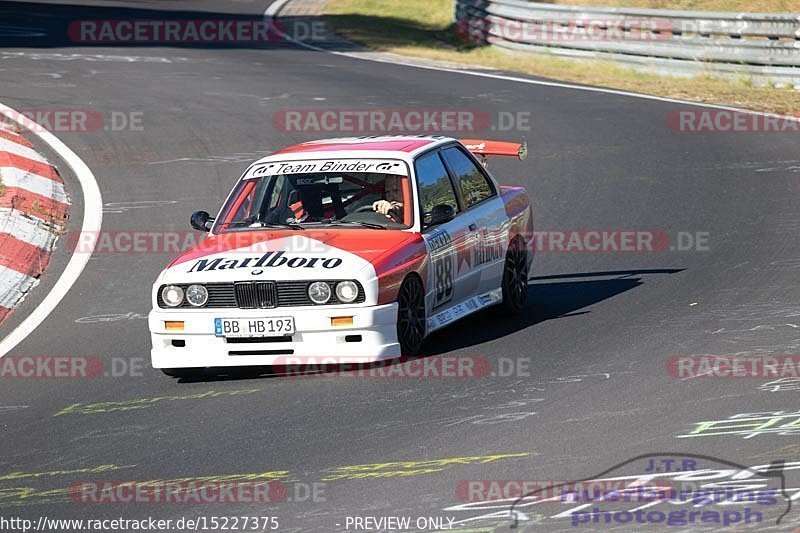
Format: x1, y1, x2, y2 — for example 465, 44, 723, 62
460, 139, 527, 166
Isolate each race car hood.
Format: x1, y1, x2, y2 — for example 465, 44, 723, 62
158, 229, 420, 284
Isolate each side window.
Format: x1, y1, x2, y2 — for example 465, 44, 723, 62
442, 147, 495, 208
268, 175, 286, 210
414, 152, 460, 219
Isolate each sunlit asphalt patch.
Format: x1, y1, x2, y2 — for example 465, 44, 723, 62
322, 453, 531, 481
52, 388, 261, 416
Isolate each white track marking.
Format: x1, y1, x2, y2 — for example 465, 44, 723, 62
264, 0, 800, 123
0, 51, 189, 63
0, 104, 102, 358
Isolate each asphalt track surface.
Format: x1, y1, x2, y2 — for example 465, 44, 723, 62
0, 1, 799, 531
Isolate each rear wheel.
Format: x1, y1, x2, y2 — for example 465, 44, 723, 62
501, 239, 529, 314
397, 275, 426, 355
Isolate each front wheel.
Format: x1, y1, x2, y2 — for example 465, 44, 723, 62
501, 239, 529, 314
397, 275, 426, 355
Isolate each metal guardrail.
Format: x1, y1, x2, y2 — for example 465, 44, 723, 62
455, 0, 800, 85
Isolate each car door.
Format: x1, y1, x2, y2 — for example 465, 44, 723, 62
414, 150, 474, 325
440, 144, 507, 297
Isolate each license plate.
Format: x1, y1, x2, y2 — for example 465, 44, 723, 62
214, 317, 295, 338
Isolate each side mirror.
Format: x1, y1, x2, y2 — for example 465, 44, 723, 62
190, 210, 214, 232
423, 204, 455, 228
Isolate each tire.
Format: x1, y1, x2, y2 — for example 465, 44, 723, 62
501, 239, 529, 314
161, 368, 204, 378
396, 275, 426, 356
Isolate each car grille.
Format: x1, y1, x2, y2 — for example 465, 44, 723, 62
157, 281, 365, 309
235, 281, 277, 309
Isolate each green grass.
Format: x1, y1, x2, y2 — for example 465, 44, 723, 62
323, 0, 800, 116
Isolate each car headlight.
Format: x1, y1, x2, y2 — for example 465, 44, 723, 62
161, 285, 184, 307
336, 281, 359, 303
185, 284, 208, 307
308, 281, 331, 304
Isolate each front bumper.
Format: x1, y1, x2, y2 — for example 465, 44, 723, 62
149, 303, 400, 369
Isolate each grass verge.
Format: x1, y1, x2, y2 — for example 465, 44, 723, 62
322, 0, 799, 116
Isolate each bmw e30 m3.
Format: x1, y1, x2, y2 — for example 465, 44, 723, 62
149, 135, 533, 377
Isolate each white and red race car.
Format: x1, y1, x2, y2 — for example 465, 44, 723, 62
149, 135, 533, 376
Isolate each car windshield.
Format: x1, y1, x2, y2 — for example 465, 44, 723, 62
214, 159, 413, 232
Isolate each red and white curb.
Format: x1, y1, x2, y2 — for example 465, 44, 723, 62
0, 104, 101, 359
0, 123, 70, 325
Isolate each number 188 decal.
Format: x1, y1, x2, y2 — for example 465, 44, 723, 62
427, 229, 455, 308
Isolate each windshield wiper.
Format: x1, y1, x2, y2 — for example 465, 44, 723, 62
221, 219, 305, 230
320, 220, 387, 230
259, 221, 305, 230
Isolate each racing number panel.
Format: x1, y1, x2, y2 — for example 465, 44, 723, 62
415, 149, 478, 315
427, 228, 456, 308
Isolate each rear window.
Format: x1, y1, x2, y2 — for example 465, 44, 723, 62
441, 146, 495, 208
